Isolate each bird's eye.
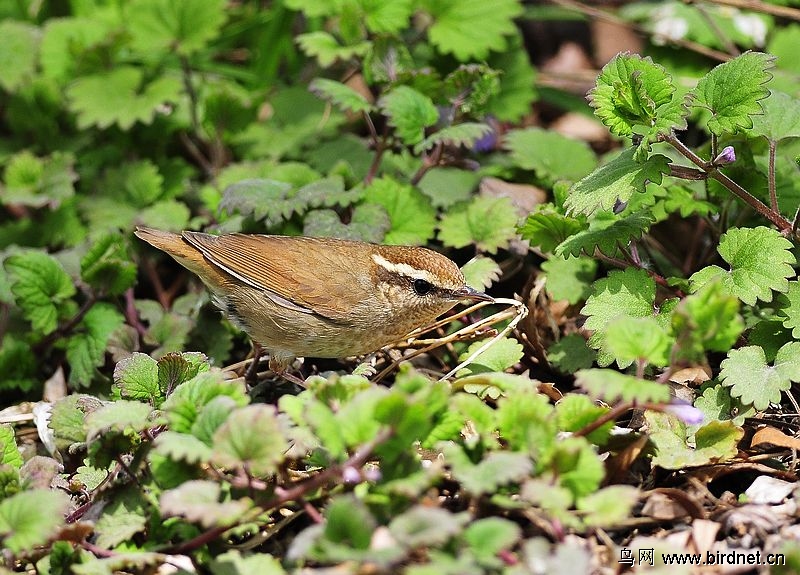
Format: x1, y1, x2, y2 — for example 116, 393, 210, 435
413, 278, 433, 296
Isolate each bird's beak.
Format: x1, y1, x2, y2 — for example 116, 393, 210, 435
454, 286, 495, 303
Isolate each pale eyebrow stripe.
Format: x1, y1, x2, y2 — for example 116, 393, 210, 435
372, 254, 438, 285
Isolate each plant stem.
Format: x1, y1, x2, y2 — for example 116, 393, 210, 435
768, 140, 778, 213
664, 133, 793, 233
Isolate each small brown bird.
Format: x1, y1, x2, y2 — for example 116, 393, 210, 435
135, 227, 492, 379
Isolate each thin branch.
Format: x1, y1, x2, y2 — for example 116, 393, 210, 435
768, 140, 778, 213
708, 0, 800, 21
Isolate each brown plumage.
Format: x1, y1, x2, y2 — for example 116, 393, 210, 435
134, 227, 492, 376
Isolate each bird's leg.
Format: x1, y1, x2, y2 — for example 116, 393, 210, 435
269, 355, 307, 387
244, 342, 264, 386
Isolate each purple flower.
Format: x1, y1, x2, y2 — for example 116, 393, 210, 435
665, 400, 704, 425
713, 146, 736, 166
342, 466, 361, 484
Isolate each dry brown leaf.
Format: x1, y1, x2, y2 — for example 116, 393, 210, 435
751, 426, 800, 451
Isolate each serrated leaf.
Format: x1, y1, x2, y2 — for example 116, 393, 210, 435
153, 430, 212, 464
720, 342, 800, 411
589, 52, 688, 157
647, 411, 742, 469
81, 234, 137, 296
438, 196, 518, 253
2, 151, 77, 208
296, 32, 370, 68
578, 485, 639, 527
747, 91, 800, 144
67, 67, 182, 130
486, 35, 537, 123
564, 149, 670, 216
211, 405, 285, 477
580, 268, 672, 367
424, 0, 523, 61
541, 256, 597, 304
0, 334, 38, 393
309, 78, 373, 114
324, 495, 375, 550
5, 251, 76, 335
496, 390, 556, 457
555, 394, 612, 446
0, 425, 22, 469
460, 256, 501, 290
162, 371, 249, 434
518, 205, 585, 254
671, 281, 744, 361
417, 168, 480, 209
547, 334, 595, 374
576, 369, 671, 404
694, 51, 775, 135
49, 394, 104, 451
161, 480, 252, 528
94, 487, 148, 549
113, 353, 158, 404
555, 212, 653, 259
66, 303, 125, 388
378, 86, 439, 146
504, 128, 596, 184
605, 316, 670, 367
688, 226, 795, 305
694, 383, 755, 427
0, 490, 70, 554
363, 177, 437, 245
463, 517, 521, 560
0, 20, 38, 91
85, 400, 155, 443
777, 282, 800, 338
414, 122, 492, 154
303, 204, 390, 243
210, 550, 287, 575
443, 442, 533, 495
128, 0, 227, 55
456, 337, 523, 376
40, 17, 110, 82
389, 506, 468, 548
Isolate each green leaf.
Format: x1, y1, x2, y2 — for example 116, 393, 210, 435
309, 78, 373, 115
417, 167, 479, 209
552, 437, 604, 500
605, 316, 670, 367
211, 405, 286, 477
40, 17, 111, 83
81, 234, 137, 296
496, 390, 556, 457
363, 177, 437, 245
671, 281, 744, 361
128, 0, 227, 55
423, 0, 523, 61
66, 303, 125, 388
589, 53, 688, 158
486, 35, 537, 123
504, 128, 596, 184
296, 31, 371, 68
576, 369, 671, 404
564, 149, 670, 216
580, 268, 669, 367
49, 394, 104, 451
210, 550, 287, 575
378, 86, 439, 146
456, 337, 524, 376
688, 226, 796, 305
113, 353, 159, 404
0, 20, 38, 91
324, 495, 375, 550
0, 335, 38, 393
0, 425, 22, 469
555, 394, 612, 446
518, 205, 585, 254
414, 123, 492, 154
541, 256, 597, 304
463, 517, 521, 562
647, 411, 742, 469
460, 256, 501, 290
152, 430, 212, 464
67, 67, 182, 130
577, 485, 639, 527
720, 342, 800, 411
2, 151, 77, 208
747, 91, 800, 144
438, 196, 519, 253
303, 204, 390, 243
85, 400, 155, 443
359, 0, 415, 34
547, 335, 595, 374
389, 506, 468, 548
160, 480, 252, 528
694, 383, 755, 427
443, 442, 533, 495
5, 251, 76, 335
93, 487, 147, 549
162, 371, 249, 434
693, 51, 775, 135
777, 282, 800, 339
0, 490, 70, 554
554, 212, 653, 259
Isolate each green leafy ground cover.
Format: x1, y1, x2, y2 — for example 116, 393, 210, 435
1, 0, 800, 572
